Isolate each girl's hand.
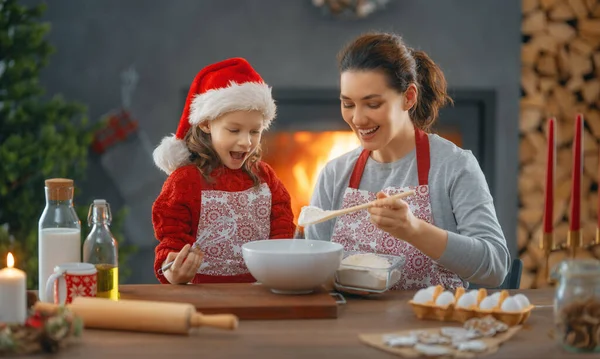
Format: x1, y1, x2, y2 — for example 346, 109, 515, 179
367, 192, 420, 242
163, 244, 204, 284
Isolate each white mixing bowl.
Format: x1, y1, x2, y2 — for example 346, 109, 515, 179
242, 239, 344, 294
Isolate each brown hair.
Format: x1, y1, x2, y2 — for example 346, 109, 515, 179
337, 32, 453, 132
184, 125, 263, 187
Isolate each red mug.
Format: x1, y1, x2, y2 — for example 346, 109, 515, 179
45, 262, 97, 304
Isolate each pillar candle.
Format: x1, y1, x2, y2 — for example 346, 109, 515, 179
543, 118, 555, 234
0, 253, 27, 324
569, 114, 583, 232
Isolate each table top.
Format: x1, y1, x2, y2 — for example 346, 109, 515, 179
49, 287, 582, 359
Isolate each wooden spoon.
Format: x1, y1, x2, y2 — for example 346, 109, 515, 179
298, 190, 416, 226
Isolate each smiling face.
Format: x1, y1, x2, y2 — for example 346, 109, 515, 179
340, 70, 417, 162
199, 110, 264, 170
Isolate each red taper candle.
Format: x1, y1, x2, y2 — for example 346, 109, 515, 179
543, 118, 555, 234
569, 114, 583, 232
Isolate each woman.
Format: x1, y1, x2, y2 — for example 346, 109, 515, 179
306, 32, 509, 290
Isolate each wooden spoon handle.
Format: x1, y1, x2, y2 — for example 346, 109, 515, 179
334, 190, 416, 216
189, 313, 239, 330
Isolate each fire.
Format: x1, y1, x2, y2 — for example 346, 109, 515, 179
263, 131, 361, 223
7, 252, 14, 268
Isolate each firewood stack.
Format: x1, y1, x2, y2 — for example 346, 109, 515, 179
519, 0, 600, 288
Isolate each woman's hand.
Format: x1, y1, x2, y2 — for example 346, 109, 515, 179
367, 192, 421, 242
163, 244, 204, 284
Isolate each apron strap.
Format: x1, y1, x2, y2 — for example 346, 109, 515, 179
414, 126, 430, 186
348, 149, 370, 189
348, 125, 431, 189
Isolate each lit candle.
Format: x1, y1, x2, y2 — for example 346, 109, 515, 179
0, 253, 27, 324
543, 118, 555, 234
569, 114, 583, 232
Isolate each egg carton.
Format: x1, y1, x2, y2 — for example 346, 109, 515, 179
408, 286, 534, 327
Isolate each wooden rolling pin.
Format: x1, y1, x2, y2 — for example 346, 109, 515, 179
34, 296, 238, 335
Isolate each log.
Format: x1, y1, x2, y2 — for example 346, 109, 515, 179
548, 22, 577, 43
520, 106, 543, 132
550, 2, 576, 19
556, 147, 575, 181
570, 37, 595, 56
519, 136, 537, 164
580, 33, 600, 50
545, 98, 561, 119
566, 75, 584, 92
554, 197, 569, 226
583, 79, 600, 104
518, 222, 531, 252
594, 3, 600, 17
519, 208, 543, 231
583, 150, 599, 181
520, 271, 535, 289
537, 54, 558, 75
539, 76, 558, 94
522, 10, 548, 34
569, 52, 593, 75
540, 0, 560, 10
585, 109, 600, 138
521, 186, 544, 210
556, 47, 571, 80
579, 19, 600, 36
521, 66, 539, 96
585, 0, 597, 12
568, 0, 590, 18
521, 43, 539, 66
523, 0, 540, 14
531, 34, 559, 54
595, 52, 600, 76
520, 250, 537, 271
521, 93, 546, 108
584, 127, 598, 153
553, 87, 576, 120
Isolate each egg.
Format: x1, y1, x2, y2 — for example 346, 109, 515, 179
513, 293, 531, 308
413, 288, 434, 303
456, 292, 477, 308
490, 291, 502, 300
435, 291, 455, 306
424, 285, 438, 295
500, 296, 522, 312
478, 295, 498, 310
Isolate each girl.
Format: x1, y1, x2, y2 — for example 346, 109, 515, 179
306, 33, 510, 290
152, 57, 295, 285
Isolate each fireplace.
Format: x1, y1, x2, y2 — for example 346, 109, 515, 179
262, 89, 497, 222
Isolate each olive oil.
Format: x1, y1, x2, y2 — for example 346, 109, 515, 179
95, 263, 119, 300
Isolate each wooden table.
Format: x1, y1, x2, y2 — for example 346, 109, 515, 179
51, 287, 586, 358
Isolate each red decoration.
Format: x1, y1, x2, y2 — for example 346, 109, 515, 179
569, 114, 583, 232
543, 118, 555, 234
91, 110, 138, 154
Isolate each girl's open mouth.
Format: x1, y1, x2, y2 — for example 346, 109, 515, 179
230, 151, 247, 160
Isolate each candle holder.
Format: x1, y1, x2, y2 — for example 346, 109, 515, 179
541, 228, 600, 285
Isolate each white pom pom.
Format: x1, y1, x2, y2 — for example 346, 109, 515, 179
152, 135, 190, 175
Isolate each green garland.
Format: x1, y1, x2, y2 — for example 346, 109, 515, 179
0, 293, 83, 355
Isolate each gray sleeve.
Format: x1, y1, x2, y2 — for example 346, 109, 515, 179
436, 152, 510, 288
305, 165, 335, 241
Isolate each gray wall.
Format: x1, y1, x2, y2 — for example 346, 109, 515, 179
37, 0, 522, 284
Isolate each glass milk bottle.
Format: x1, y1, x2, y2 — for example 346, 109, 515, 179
83, 199, 119, 300
38, 178, 81, 302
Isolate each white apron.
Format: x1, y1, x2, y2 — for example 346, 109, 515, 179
193, 183, 271, 282
331, 127, 464, 290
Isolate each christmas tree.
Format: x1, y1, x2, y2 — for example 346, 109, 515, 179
0, 0, 133, 288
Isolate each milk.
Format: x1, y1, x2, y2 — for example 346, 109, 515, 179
38, 228, 81, 302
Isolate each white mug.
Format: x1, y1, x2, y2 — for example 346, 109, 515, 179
45, 262, 97, 304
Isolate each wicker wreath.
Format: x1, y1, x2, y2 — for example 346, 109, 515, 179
0, 292, 83, 355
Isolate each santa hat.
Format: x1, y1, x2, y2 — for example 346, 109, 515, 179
152, 57, 276, 175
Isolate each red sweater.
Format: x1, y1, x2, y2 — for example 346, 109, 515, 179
152, 162, 295, 284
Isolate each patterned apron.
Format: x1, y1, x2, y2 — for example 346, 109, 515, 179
191, 183, 271, 284
331, 126, 464, 290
